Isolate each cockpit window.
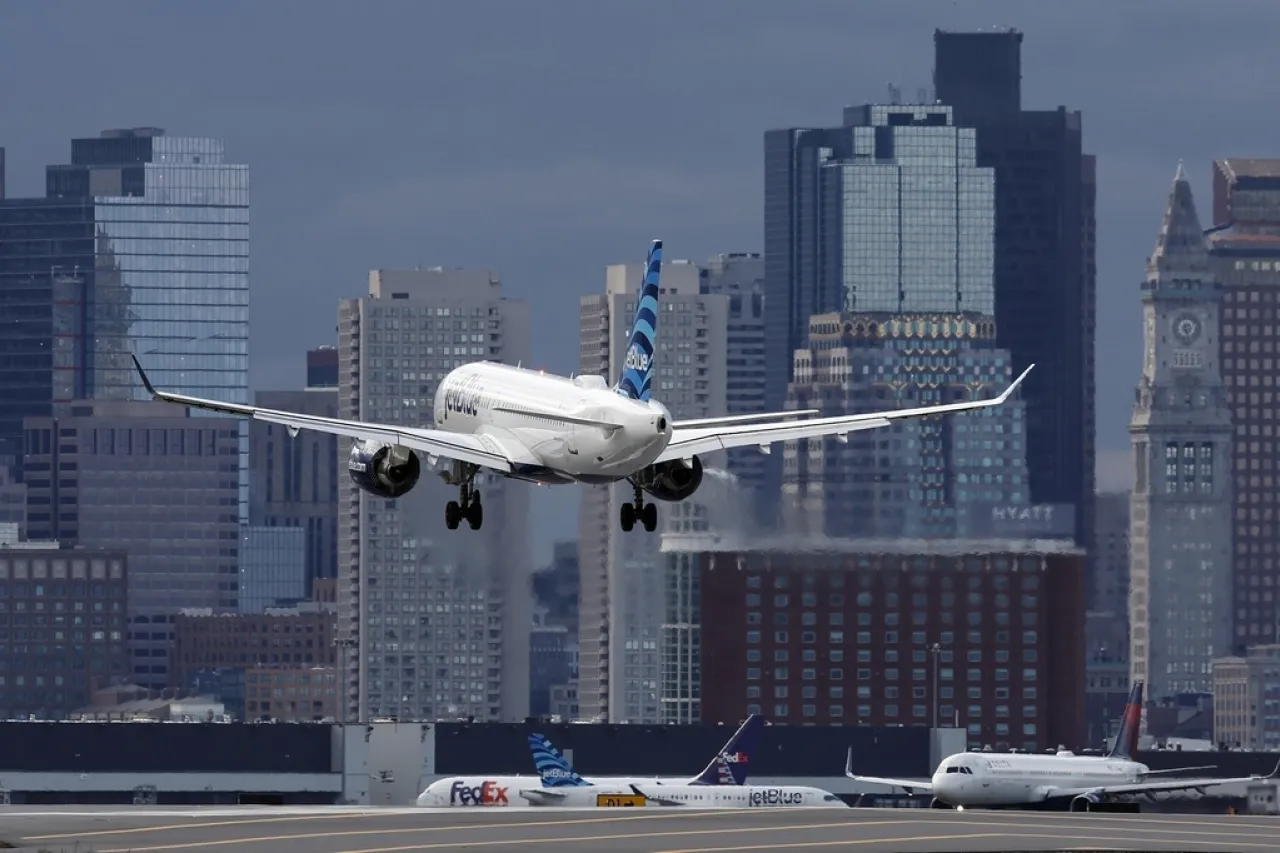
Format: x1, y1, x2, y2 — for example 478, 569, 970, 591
946, 767, 959, 773
823, 794, 840, 802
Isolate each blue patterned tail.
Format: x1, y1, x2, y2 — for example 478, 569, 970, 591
527, 733, 591, 787
690, 713, 764, 785
614, 239, 663, 402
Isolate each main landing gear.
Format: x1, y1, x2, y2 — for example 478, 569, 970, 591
442, 462, 483, 531
620, 483, 658, 533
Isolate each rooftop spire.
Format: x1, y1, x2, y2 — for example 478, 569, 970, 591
1148, 161, 1208, 278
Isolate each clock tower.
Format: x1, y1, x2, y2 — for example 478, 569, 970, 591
1129, 162, 1233, 701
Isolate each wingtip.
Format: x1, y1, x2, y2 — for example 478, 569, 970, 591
130, 353, 157, 397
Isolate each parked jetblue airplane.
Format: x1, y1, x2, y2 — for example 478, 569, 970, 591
519, 730, 844, 808
847, 681, 1280, 812
529, 713, 763, 789
130, 239, 1032, 533
415, 713, 765, 807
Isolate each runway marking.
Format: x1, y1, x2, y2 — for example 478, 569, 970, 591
325, 825, 985, 853
1001, 831, 1280, 850
94, 816, 913, 853
919, 815, 1280, 841
30, 808, 777, 841
650, 834, 1006, 853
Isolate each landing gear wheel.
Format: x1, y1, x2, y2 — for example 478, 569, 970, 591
620, 502, 635, 532
641, 502, 658, 532
467, 496, 484, 530
445, 501, 461, 530
442, 462, 483, 531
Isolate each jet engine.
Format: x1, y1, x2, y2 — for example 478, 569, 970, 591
631, 456, 703, 502
348, 440, 422, 499
1069, 792, 1102, 812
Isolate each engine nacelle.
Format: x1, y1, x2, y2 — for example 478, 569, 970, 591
348, 440, 422, 499
1069, 792, 1101, 812
631, 456, 704, 502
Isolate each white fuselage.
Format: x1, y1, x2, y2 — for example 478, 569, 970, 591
931, 753, 1149, 807
416, 775, 701, 808
521, 784, 847, 809
431, 362, 673, 485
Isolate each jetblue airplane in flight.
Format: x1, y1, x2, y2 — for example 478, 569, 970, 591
416, 714, 764, 807
847, 681, 1280, 812
519, 730, 845, 808
130, 239, 1033, 533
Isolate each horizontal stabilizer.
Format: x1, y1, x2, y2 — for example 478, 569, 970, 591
492, 406, 623, 431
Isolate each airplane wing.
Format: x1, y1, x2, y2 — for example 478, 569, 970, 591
630, 783, 685, 806
129, 355, 515, 474
519, 788, 569, 805
1051, 759, 1280, 801
844, 748, 934, 794
672, 409, 819, 429
654, 365, 1034, 465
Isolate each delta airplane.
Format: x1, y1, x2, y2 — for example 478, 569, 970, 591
130, 239, 1033, 533
847, 681, 1280, 813
518, 732, 846, 809
415, 713, 763, 807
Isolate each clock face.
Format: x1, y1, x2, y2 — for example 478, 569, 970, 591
1173, 313, 1202, 345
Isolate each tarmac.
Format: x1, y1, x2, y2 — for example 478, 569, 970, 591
1, 804, 1278, 853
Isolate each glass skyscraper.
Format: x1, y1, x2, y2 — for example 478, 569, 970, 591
44, 128, 250, 522
834, 105, 994, 314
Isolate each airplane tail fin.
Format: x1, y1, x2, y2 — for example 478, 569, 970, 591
1107, 681, 1144, 760
690, 713, 765, 785
613, 239, 663, 403
527, 733, 591, 788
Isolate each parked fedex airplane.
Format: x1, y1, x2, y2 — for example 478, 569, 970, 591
847, 681, 1280, 812
415, 713, 763, 807
518, 731, 846, 809
130, 239, 1032, 533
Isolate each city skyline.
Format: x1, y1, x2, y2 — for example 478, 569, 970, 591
5, 3, 1275, 559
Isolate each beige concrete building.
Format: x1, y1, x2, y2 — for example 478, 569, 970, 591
337, 269, 531, 722
576, 254, 764, 723
1213, 644, 1280, 750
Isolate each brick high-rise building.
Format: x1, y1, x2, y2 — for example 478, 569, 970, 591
680, 537, 1086, 751
1207, 158, 1280, 650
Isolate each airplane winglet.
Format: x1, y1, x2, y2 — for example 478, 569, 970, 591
131, 354, 158, 398
995, 363, 1035, 404
845, 747, 853, 778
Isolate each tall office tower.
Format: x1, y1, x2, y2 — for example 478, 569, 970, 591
1206, 159, 1280, 648
337, 268, 531, 722
1090, 492, 1131, 641
933, 30, 1096, 556
22, 400, 241, 688
701, 253, 767, 492
0, 128, 250, 518
249, 370, 339, 591
577, 257, 737, 722
1128, 165, 1233, 700
783, 312, 1030, 539
763, 102, 1002, 515
307, 346, 339, 389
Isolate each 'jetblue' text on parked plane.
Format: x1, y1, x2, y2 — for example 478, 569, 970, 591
416, 713, 765, 807
131, 239, 1033, 534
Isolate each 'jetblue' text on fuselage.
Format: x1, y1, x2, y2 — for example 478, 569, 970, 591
749, 788, 802, 806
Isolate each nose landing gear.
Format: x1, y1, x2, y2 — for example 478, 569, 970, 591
620, 483, 657, 532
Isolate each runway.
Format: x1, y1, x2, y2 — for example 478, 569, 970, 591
1, 805, 1277, 853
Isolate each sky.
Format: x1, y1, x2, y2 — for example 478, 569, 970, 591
3, 0, 1276, 564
